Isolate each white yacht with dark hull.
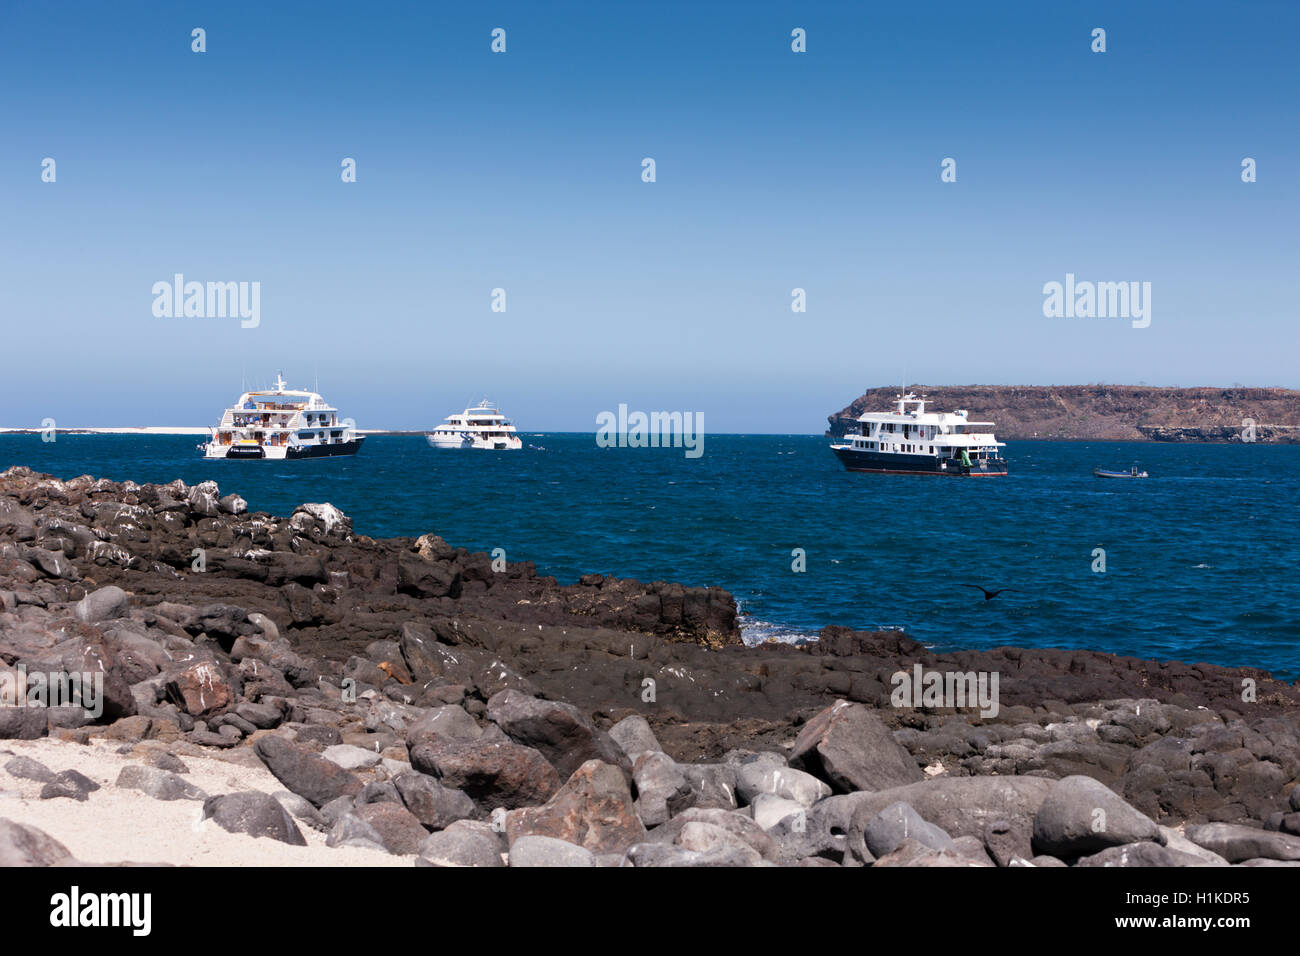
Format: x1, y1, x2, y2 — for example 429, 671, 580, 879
427, 400, 522, 450
198, 374, 365, 460
831, 393, 1008, 476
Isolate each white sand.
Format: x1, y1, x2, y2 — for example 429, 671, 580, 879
0, 738, 410, 866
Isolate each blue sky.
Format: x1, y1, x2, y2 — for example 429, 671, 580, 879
1, 0, 1295, 432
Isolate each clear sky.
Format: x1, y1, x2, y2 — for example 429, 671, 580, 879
1, 0, 1295, 432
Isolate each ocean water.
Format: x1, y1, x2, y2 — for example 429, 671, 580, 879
3, 434, 1297, 680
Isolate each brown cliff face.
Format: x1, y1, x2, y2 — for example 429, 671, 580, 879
827, 385, 1300, 442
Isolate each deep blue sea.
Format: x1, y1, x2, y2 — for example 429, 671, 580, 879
3, 434, 1297, 680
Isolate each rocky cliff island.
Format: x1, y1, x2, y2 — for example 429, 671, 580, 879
1, 466, 1298, 867
828, 385, 1300, 442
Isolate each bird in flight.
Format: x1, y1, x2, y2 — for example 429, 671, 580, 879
959, 584, 1024, 601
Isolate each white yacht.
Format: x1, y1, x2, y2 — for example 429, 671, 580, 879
830, 393, 1008, 476
427, 400, 522, 450
198, 373, 365, 460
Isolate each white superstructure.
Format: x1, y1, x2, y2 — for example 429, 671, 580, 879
831, 393, 1008, 475
198, 373, 364, 460
427, 400, 522, 451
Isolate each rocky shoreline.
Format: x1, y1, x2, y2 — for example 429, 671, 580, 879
1, 465, 1298, 867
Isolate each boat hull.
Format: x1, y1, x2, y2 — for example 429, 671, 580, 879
202, 437, 365, 460
285, 437, 365, 459
832, 446, 1008, 476
426, 434, 522, 450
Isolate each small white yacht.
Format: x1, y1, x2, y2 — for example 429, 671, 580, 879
427, 400, 522, 450
831, 393, 1008, 476
198, 373, 364, 460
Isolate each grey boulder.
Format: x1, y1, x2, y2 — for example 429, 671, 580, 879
4, 755, 56, 783
254, 734, 363, 808
789, 700, 923, 793
73, 585, 129, 624
485, 689, 629, 779
416, 828, 505, 867
326, 812, 387, 851
847, 776, 1054, 861
609, 715, 662, 760
872, 838, 993, 867
202, 791, 307, 846
1183, 823, 1300, 863
0, 817, 75, 866
393, 770, 475, 831
623, 842, 766, 867
1074, 842, 1215, 867
643, 807, 778, 862
864, 801, 954, 858
40, 769, 100, 802
322, 744, 383, 771
116, 764, 207, 801
735, 761, 830, 808
348, 802, 429, 855
750, 793, 807, 831
1032, 775, 1159, 858
509, 835, 595, 867
631, 752, 691, 827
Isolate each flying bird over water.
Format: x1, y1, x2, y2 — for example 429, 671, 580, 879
959, 584, 1025, 601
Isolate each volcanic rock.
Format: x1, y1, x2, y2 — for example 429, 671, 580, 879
504, 759, 644, 854
254, 735, 363, 809
202, 791, 307, 845
411, 738, 559, 812
116, 764, 206, 801
1032, 775, 1160, 858
789, 700, 923, 793
1183, 823, 1300, 863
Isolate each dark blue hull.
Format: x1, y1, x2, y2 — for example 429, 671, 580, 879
285, 437, 365, 459
215, 437, 365, 460
832, 446, 1008, 476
